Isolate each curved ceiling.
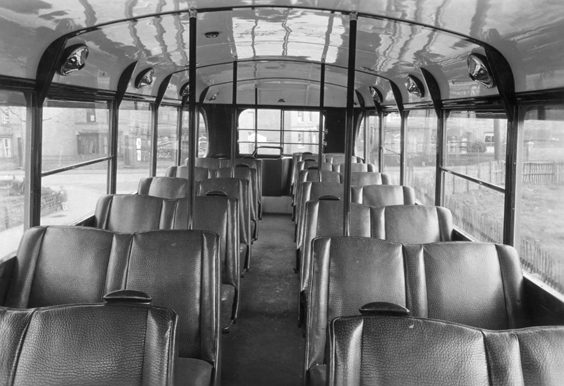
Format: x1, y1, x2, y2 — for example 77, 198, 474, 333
0, 0, 562, 107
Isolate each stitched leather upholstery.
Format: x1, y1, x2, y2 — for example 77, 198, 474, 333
6, 226, 220, 386
198, 177, 252, 271
94, 194, 189, 232
0, 302, 176, 386
165, 165, 211, 182
138, 176, 189, 199
370, 205, 453, 243
193, 157, 224, 169
298, 169, 342, 184
305, 237, 528, 385
295, 181, 344, 249
215, 166, 259, 240
350, 172, 391, 187
96, 193, 239, 326
328, 316, 564, 386
333, 163, 376, 173
351, 184, 415, 206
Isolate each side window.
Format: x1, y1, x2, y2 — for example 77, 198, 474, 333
382, 112, 401, 184
0, 92, 27, 258
41, 99, 110, 226
517, 105, 564, 294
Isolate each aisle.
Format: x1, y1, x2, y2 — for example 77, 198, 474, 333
221, 214, 304, 385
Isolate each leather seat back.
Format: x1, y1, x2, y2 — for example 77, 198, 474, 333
370, 205, 453, 243
198, 177, 251, 250
295, 181, 344, 249
333, 163, 375, 173
350, 171, 390, 187
94, 194, 189, 232
6, 226, 220, 373
306, 237, 528, 383
193, 157, 224, 169
324, 154, 362, 164
352, 184, 415, 206
0, 302, 176, 385
328, 316, 564, 386
138, 177, 189, 199
298, 169, 342, 184
215, 166, 258, 224
166, 165, 211, 182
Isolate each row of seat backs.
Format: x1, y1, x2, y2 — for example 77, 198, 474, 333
299, 202, 451, 293
137, 176, 252, 247
166, 166, 259, 235
3, 226, 220, 384
0, 301, 177, 385
292, 160, 376, 188
94, 193, 240, 317
296, 170, 391, 187
290, 152, 363, 189
328, 315, 564, 386
306, 238, 528, 383
294, 179, 393, 248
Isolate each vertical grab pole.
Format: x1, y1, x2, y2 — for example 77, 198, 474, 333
187, 9, 197, 228
317, 62, 325, 168
343, 12, 357, 237
231, 61, 238, 177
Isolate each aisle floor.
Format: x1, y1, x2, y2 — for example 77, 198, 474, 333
221, 214, 304, 385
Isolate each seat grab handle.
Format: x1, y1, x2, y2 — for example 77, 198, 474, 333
359, 302, 410, 316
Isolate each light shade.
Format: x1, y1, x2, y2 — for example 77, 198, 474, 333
369, 86, 383, 104
467, 53, 495, 88
179, 81, 190, 97
58, 44, 89, 76
135, 68, 154, 88
405, 75, 425, 98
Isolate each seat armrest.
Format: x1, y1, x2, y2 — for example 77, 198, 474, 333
359, 302, 410, 316
0, 256, 16, 305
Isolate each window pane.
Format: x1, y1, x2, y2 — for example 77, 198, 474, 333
443, 174, 504, 243
43, 100, 109, 172
445, 111, 507, 186
198, 112, 208, 157
238, 109, 256, 154
355, 117, 365, 159
258, 109, 280, 131
0, 91, 27, 258
283, 110, 319, 155
406, 110, 437, 205
156, 106, 178, 173
181, 109, 190, 162
117, 101, 151, 193
517, 106, 564, 294
41, 164, 108, 226
367, 114, 379, 165
383, 112, 401, 184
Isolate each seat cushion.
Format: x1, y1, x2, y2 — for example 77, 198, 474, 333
175, 357, 213, 386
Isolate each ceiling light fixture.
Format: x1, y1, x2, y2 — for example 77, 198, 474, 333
134, 68, 154, 88
277, 98, 286, 103
467, 53, 495, 88
405, 74, 425, 98
58, 44, 89, 76
179, 81, 190, 97
204, 31, 220, 38
369, 86, 383, 104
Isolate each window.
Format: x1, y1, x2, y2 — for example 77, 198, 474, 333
238, 109, 320, 155
0, 92, 26, 258
382, 112, 401, 184
198, 111, 208, 158
355, 116, 366, 160
517, 105, 564, 294
406, 110, 437, 205
442, 111, 507, 243
365, 113, 379, 165
156, 105, 178, 174
117, 101, 151, 193
41, 100, 110, 226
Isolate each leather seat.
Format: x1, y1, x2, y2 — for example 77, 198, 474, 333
198, 177, 252, 271
323, 153, 362, 164
328, 315, 564, 386
3, 226, 221, 386
166, 165, 211, 182
350, 171, 391, 186
305, 237, 528, 385
215, 166, 259, 240
224, 158, 264, 219
332, 162, 376, 173
351, 184, 415, 206
96, 193, 240, 328
0, 300, 177, 385
138, 176, 189, 199
193, 157, 224, 169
